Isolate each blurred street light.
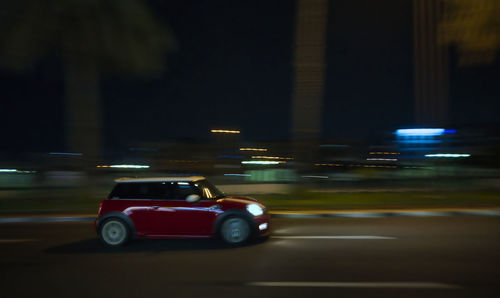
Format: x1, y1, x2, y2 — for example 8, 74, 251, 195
96, 165, 150, 169
396, 128, 445, 136
425, 154, 470, 158
251, 156, 293, 160
210, 129, 240, 134
241, 161, 284, 165
240, 148, 267, 151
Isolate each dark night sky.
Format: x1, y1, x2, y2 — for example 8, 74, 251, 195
1, 0, 499, 156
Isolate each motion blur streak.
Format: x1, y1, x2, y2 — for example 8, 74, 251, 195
425, 154, 471, 158
396, 128, 445, 136
271, 235, 396, 239
96, 165, 150, 168
246, 281, 460, 289
0, 239, 37, 243
239, 148, 268, 151
251, 156, 293, 160
241, 161, 282, 165
210, 129, 240, 134
49, 152, 83, 156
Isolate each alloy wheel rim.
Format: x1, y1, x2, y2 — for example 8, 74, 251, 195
223, 218, 249, 243
102, 221, 126, 245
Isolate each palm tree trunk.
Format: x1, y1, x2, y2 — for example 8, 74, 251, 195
64, 58, 101, 170
291, 0, 328, 167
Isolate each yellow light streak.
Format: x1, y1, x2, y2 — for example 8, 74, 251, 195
239, 148, 268, 151
210, 129, 240, 134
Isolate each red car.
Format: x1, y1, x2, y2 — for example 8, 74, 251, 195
95, 176, 270, 246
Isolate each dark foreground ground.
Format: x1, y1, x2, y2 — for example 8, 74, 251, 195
1, 216, 499, 298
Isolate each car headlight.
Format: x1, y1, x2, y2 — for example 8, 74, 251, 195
247, 204, 264, 216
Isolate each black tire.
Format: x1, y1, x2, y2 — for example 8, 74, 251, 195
219, 217, 251, 245
98, 218, 130, 247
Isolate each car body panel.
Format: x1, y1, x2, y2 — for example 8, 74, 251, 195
147, 200, 223, 236
99, 199, 158, 235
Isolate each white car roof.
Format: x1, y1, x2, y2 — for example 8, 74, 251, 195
115, 176, 205, 183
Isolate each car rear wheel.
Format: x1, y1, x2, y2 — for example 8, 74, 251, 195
220, 217, 250, 244
99, 218, 129, 247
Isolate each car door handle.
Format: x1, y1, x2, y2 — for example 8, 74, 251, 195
209, 205, 221, 210
151, 206, 175, 212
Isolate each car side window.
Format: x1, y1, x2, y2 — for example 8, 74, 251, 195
109, 183, 142, 199
108, 182, 173, 200
143, 182, 173, 200
108, 181, 204, 200
170, 182, 202, 200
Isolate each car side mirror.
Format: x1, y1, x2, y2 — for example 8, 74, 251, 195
186, 194, 201, 203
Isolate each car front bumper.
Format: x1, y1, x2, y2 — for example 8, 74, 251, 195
253, 213, 271, 236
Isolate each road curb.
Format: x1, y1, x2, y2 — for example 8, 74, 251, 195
1, 209, 500, 223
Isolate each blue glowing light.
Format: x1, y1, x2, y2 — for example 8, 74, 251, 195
396, 128, 445, 137
425, 154, 470, 158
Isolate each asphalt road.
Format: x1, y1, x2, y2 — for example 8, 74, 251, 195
1, 216, 499, 298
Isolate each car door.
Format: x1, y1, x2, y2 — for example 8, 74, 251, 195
169, 199, 222, 236
142, 182, 181, 236
169, 182, 221, 236
148, 181, 221, 236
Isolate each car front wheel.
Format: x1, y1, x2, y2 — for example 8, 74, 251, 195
220, 217, 251, 245
99, 218, 129, 247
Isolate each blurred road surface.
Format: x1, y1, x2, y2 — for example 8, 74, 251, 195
1, 217, 499, 298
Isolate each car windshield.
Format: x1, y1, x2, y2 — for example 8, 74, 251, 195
194, 179, 225, 200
